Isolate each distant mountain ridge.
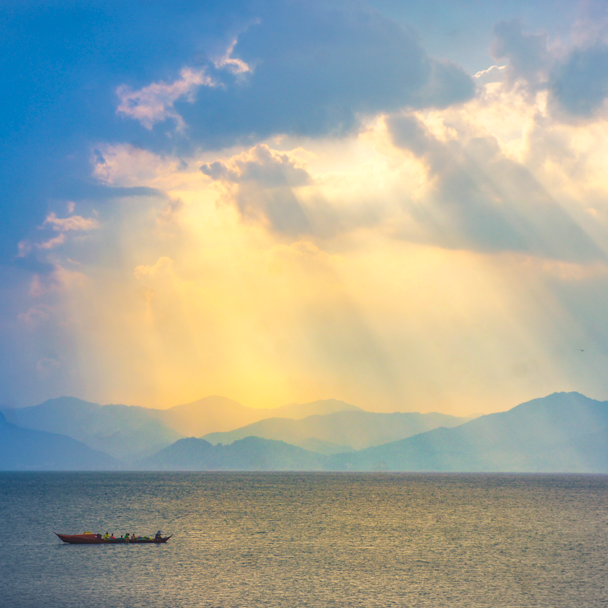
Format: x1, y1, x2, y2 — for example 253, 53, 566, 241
151, 397, 361, 437
2, 397, 182, 460
203, 410, 471, 454
5, 391, 608, 472
328, 392, 608, 473
137, 392, 608, 473
0, 396, 362, 460
139, 436, 327, 471
0, 410, 117, 470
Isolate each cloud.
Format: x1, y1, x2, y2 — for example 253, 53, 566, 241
134, 256, 174, 281
157, 198, 184, 224
18, 304, 51, 329
473, 64, 506, 84
37, 233, 67, 250
212, 37, 254, 75
201, 144, 313, 234
550, 44, 608, 116
29, 266, 88, 297
116, 67, 216, 131
490, 19, 551, 91
118, 2, 474, 142
17, 212, 100, 255
489, 18, 608, 119
387, 113, 604, 262
44, 212, 99, 232
201, 144, 310, 186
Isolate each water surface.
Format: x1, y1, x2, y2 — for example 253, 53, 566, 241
1, 472, 607, 607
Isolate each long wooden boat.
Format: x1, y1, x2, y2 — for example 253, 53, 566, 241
56, 533, 172, 544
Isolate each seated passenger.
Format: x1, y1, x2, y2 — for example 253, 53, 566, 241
103, 532, 109, 540
131, 533, 136, 541
155, 530, 162, 540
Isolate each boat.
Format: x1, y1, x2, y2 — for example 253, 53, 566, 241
55, 532, 172, 544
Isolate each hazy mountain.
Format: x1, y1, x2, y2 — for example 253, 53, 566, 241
140, 436, 327, 471
203, 411, 470, 454
0, 395, 361, 459
153, 397, 361, 437
150, 396, 265, 436
268, 399, 362, 419
8, 391, 606, 472
2, 397, 182, 460
329, 392, 608, 473
0, 411, 117, 470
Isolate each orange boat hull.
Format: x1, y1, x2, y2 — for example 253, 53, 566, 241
56, 533, 171, 544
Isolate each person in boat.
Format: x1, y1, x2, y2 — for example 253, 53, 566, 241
104, 532, 109, 540
110, 533, 115, 539
131, 533, 136, 541
155, 530, 162, 540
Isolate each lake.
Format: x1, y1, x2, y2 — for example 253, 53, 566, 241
1, 472, 607, 607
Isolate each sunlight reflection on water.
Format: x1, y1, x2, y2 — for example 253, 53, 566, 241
1, 472, 607, 607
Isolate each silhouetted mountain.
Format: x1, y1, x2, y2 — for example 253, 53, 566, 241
203, 411, 470, 454
152, 396, 361, 436
329, 392, 608, 472
2, 397, 182, 459
0, 411, 117, 470
139, 436, 327, 471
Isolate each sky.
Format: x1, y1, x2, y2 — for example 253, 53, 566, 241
3, 0, 608, 414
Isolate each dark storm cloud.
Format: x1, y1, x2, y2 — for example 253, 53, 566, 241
387, 115, 604, 262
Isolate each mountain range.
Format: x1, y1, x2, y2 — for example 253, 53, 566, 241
141, 436, 327, 471
0, 410, 117, 470
2, 391, 608, 472
152, 396, 362, 437
0, 396, 362, 460
203, 411, 471, 454
327, 392, 608, 473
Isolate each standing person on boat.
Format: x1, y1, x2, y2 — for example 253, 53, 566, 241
131, 533, 136, 541
104, 532, 109, 540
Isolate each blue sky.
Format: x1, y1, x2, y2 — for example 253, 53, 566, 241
3, 0, 608, 412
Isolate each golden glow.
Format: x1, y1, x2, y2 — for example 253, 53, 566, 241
21, 78, 608, 414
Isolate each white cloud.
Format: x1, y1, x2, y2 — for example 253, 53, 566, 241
37, 233, 66, 250
474, 64, 506, 84
116, 67, 215, 130
44, 212, 99, 232
212, 38, 253, 75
